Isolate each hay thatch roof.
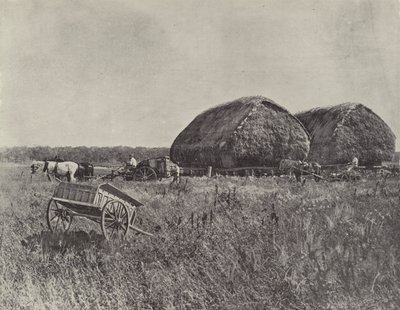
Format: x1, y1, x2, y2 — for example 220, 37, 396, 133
170, 96, 310, 168
295, 103, 396, 165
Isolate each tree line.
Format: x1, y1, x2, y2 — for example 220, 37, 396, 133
0, 146, 170, 165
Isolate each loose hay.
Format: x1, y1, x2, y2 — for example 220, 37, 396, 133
171, 96, 310, 168
296, 103, 396, 165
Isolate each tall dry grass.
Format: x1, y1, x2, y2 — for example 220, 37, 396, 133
0, 164, 399, 309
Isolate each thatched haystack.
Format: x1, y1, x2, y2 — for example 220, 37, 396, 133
295, 103, 396, 165
170, 96, 310, 168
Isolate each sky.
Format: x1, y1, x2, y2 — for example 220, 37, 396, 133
1, 0, 399, 149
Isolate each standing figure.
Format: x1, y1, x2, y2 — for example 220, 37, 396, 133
171, 165, 181, 184
125, 154, 137, 172
128, 154, 137, 167
347, 156, 359, 171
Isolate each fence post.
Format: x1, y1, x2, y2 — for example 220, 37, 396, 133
214, 185, 218, 207
207, 166, 213, 178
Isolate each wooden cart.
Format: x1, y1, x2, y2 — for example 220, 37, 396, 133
107, 156, 179, 182
47, 182, 153, 240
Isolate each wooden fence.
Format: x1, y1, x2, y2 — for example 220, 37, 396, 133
180, 166, 277, 177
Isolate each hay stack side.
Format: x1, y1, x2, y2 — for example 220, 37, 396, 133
171, 96, 310, 168
295, 103, 396, 165
394, 152, 400, 163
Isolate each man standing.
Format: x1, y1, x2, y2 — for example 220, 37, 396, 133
352, 156, 359, 168
347, 156, 359, 171
171, 164, 180, 184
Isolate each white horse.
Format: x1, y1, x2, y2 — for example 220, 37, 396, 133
30, 160, 79, 182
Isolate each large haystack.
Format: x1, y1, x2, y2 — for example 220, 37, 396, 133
295, 103, 396, 165
170, 96, 310, 168
394, 152, 400, 163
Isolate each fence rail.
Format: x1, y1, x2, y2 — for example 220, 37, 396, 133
180, 166, 277, 177
179, 163, 393, 178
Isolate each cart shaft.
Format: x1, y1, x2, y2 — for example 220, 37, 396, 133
129, 225, 154, 236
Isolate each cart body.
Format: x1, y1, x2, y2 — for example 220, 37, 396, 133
114, 156, 179, 181
137, 156, 179, 179
47, 182, 152, 240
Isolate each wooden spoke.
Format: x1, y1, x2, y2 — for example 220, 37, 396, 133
134, 167, 158, 182
55, 216, 60, 229
105, 208, 114, 218
101, 200, 129, 240
115, 204, 122, 219
47, 199, 73, 232
111, 225, 116, 236
50, 214, 59, 222
106, 221, 115, 229
120, 212, 128, 222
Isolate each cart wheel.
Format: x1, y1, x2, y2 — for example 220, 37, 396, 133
101, 200, 130, 240
134, 167, 157, 182
341, 173, 349, 181
47, 199, 73, 232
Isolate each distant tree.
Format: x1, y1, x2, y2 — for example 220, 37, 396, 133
0, 146, 170, 164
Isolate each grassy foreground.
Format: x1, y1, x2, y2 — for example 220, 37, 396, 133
0, 164, 399, 309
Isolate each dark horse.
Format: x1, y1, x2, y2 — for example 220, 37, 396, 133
278, 159, 304, 182
75, 162, 94, 181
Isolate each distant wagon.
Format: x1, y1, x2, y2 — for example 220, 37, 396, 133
47, 182, 152, 240
109, 156, 179, 182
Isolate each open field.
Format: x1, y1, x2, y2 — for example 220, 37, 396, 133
0, 164, 400, 309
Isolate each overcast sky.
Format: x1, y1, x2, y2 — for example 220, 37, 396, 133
1, 0, 399, 149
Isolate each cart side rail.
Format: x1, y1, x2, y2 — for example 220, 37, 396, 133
53, 182, 97, 204
52, 197, 96, 208
95, 183, 143, 209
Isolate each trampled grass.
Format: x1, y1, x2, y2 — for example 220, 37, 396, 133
0, 164, 399, 309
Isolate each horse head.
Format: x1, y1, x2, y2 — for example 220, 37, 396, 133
30, 160, 44, 174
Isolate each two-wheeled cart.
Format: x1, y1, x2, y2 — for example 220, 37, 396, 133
104, 156, 180, 182
47, 182, 153, 240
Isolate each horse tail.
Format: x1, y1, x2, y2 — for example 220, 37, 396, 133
73, 167, 79, 179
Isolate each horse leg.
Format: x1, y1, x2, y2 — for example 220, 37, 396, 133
46, 173, 52, 182
69, 169, 77, 183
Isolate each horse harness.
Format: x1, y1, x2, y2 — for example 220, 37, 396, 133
43, 161, 59, 176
